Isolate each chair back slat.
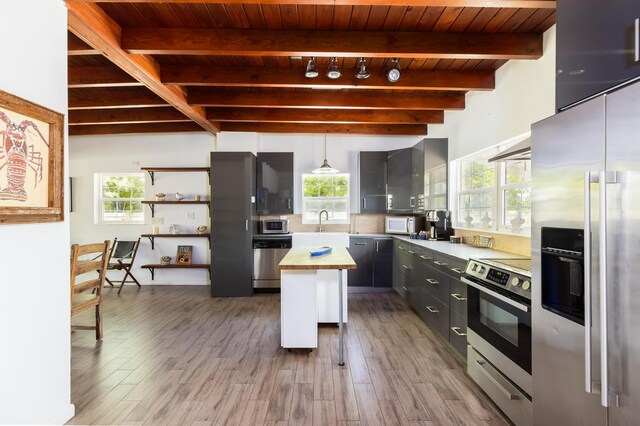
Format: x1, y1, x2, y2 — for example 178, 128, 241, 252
75, 259, 104, 276
74, 278, 101, 294
77, 243, 110, 256
70, 240, 110, 305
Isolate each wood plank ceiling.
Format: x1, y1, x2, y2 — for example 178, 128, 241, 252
66, 0, 555, 136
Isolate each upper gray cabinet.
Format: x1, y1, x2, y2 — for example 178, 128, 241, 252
359, 151, 388, 213
256, 152, 294, 215
422, 138, 448, 211
387, 148, 414, 212
557, 0, 640, 110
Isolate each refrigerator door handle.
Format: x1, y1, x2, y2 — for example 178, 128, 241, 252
584, 171, 596, 394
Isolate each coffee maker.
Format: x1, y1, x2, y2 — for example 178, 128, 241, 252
426, 210, 454, 240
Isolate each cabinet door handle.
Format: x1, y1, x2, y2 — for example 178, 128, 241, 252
426, 306, 439, 313
451, 327, 467, 337
245, 219, 249, 231
419, 255, 432, 260
410, 196, 416, 208
355, 242, 367, 246
451, 293, 467, 301
363, 198, 367, 209
635, 18, 639, 62
402, 286, 409, 292
434, 260, 448, 266
426, 278, 439, 285
287, 198, 291, 209
452, 267, 465, 274
376, 241, 379, 252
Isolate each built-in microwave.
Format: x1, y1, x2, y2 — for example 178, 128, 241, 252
384, 216, 425, 235
260, 219, 290, 234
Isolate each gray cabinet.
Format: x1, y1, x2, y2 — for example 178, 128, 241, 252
393, 240, 412, 299
348, 237, 374, 286
423, 138, 448, 210
256, 152, 293, 215
387, 148, 413, 212
411, 141, 425, 211
359, 152, 387, 213
210, 152, 256, 297
373, 238, 393, 287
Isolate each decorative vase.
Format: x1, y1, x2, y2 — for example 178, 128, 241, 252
160, 256, 171, 265
175, 192, 185, 201
169, 224, 179, 235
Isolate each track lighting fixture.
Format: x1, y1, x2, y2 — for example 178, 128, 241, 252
305, 57, 319, 78
355, 58, 371, 80
387, 58, 401, 83
326, 57, 342, 79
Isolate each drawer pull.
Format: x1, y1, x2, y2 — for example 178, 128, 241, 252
408, 250, 416, 254
402, 265, 411, 270
452, 267, 465, 274
354, 242, 368, 246
398, 246, 405, 251
434, 260, 448, 266
451, 293, 467, 301
426, 306, 439, 313
451, 327, 467, 337
426, 278, 439, 285
402, 286, 410, 292
419, 255, 432, 260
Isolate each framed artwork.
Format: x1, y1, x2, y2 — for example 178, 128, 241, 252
0, 89, 64, 224
176, 245, 193, 265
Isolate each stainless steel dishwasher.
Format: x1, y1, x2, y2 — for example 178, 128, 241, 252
252, 234, 292, 288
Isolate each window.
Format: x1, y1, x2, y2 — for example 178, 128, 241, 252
95, 173, 145, 224
425, 164, 448, 210
302, 173, 350, 224
452, 134, 531, 235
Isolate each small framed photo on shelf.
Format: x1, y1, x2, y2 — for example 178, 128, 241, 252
176, 245, 193, 265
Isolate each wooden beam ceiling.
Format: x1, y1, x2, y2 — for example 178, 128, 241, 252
69, 66, 141, 88
69, 87, 168, 109
220, 122, 428, 135
189, 88, 465, 110
68, 32, 98, 56
162, 66, 495, 92
69, 122, 205, 136
69, 107, 189, 125
66, 0, 556, 8
206, 108, 444, 124
123, 28, 543, 60
66, 1, 219, 133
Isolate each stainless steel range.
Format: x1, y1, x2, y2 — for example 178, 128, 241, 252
462, 257, 532, 426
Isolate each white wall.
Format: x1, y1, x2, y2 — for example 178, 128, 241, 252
429, 26, 556, 160
0, 1, 73, 424
217, 132, 422, 213
70, 133, 215, 285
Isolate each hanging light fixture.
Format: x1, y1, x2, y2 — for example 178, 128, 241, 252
305, 57, 319, 78
386, 58, 401, 82
312, 134, 340, 174
355, 57, 371, 79
326, 57, 342, 79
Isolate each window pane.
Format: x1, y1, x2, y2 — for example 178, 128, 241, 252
504, 160, 531, 185
460, 159, 495, 191
503, 187, 531, 230
133, 177, 145, 188
118, 186, 132, 198
318, 177, 333, 196
303, 176, 319, 197
132, 188, 144, 198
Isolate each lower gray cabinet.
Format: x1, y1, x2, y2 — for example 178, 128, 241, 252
348, 237, 374, 286
373, 238, 393, 287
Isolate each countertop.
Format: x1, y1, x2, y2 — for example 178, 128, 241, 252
278, 247, 357, 270
392, 235, 524, 261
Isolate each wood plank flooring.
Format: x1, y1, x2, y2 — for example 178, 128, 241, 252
68, 286, 509, 425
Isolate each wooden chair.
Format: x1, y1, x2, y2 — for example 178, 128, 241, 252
105, 237, 141, 295
70, 241, 110, 341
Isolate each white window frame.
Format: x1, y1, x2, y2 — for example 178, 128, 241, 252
94, 173, 146, 225
301, 173, 350, 225
450, 132, 531, 236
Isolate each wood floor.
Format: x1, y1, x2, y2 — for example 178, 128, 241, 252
69, 286, 509, 425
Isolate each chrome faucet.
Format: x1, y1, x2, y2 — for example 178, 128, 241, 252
318, 209, 329, 232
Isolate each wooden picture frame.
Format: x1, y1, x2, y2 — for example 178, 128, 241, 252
0, 89, 64, 224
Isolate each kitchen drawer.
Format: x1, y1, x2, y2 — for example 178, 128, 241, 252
421, 291, 450, 340
433, 252, 451, 273
396, 241, 412, 253
449, 312, 468, 359
449, 278, 468, 318
409, 281, 425, 313
448, 257, 468, 278
423, 266, 450, 306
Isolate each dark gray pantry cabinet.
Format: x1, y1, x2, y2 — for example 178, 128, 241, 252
392, 239, 468, 359
348, 236, 393, 287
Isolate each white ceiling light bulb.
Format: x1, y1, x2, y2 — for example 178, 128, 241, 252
305, 57, 319, 78
387, 58, 401, 83
355, 57, 371, 80
326, 57, 342, 79
312, 134, 340, 174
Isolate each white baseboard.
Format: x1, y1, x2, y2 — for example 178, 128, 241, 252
48, 403, 75, 425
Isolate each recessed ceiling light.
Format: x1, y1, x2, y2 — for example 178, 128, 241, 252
305, 57, 319, 78
387, 58, 401, 83
355, 58, 371, 80
326, 57, 342, 79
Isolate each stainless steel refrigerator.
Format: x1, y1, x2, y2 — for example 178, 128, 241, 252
531, 79, 640, 424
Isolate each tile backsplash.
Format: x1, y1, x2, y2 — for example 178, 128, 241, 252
259, 214, 386, 234
454, 229, 531, 257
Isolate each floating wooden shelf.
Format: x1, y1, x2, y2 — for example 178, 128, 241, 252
141, 200, 210, 217
141, 233, 210, 250
141, 167, 210, 185
141, 263, 211, 280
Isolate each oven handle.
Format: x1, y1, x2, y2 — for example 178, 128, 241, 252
474, 358, 520, 400
461, 276, 529, 313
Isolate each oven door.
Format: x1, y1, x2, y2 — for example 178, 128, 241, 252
463, 276, 532, 375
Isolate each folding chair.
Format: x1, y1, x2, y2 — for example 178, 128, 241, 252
105, 237, 142, 295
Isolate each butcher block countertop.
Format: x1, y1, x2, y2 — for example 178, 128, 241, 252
278, 247, 357, 270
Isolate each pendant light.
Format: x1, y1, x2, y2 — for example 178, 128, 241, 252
355, 58, 371, 79
305, 57, 319, 78
326, 57, 342, 79
387, 58, 401, 82
312, 134, 340, 174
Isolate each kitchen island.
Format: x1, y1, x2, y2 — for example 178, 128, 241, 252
278, 247, 356, 365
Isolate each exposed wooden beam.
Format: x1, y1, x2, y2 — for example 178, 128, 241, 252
122, 28, 542, 60
220, 123, 428, 135
69, 66, 141, 88
206, 108, 444, 125
69, 107, 189, 125
69, 87, 168, 110
189, 88, 465, 110
69, 122, 205, 136
66, 2, 219, 133
68, 32, 98, 56
163, 66, 494, 92
66, 0, 556, 9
